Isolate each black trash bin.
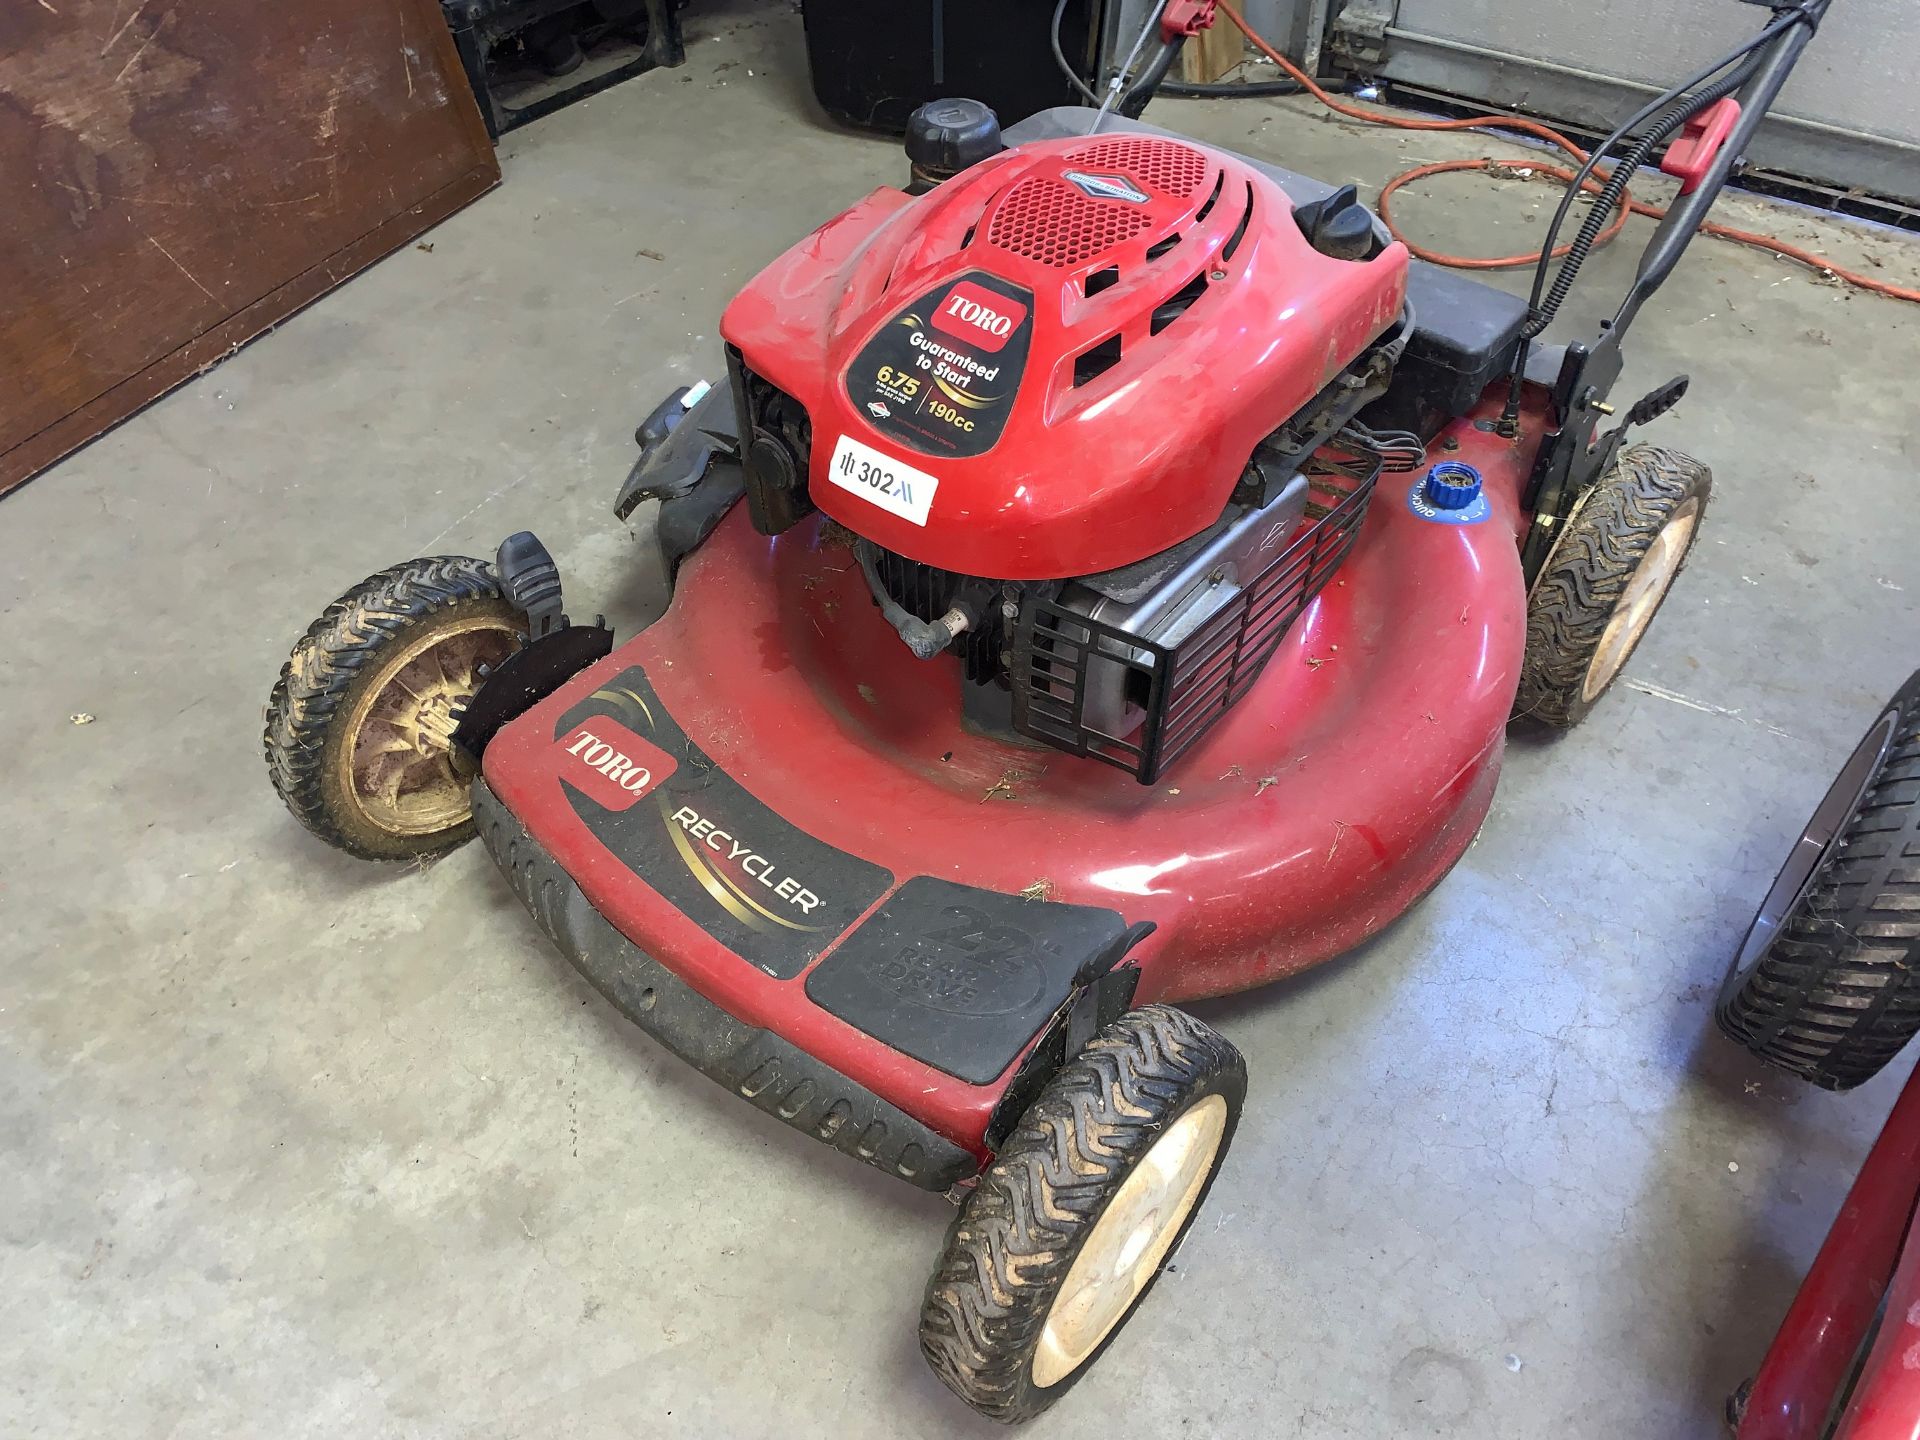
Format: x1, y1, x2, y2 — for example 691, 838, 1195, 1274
801, 0, 1106, 134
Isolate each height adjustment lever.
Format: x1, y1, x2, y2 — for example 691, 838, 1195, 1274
1626, 374, 1691, 428
496, 530, 566, 639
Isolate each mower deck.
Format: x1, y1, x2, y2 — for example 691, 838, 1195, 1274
478, 395, 1534, 1165
472, 778, 979, 1189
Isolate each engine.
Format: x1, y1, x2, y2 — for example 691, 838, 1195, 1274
717, 130, 1412, 782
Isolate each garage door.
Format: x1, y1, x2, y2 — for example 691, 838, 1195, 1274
1331, 0, 1920, 208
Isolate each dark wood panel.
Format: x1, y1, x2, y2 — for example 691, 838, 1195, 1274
0, 0, 500, 494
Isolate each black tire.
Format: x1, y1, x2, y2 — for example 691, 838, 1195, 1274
1716, 672, 1920, 1090
263, 557, 522, 861
1514, 444, 1712, 728
919, 1005, 1245, 1424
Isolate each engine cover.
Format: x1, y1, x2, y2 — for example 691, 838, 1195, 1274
719, 132, 1408, 579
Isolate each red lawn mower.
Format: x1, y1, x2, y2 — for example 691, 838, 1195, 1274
263, 1, 1833, 1421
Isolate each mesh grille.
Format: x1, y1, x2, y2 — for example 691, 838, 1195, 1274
986, 176, 1155, 268
1065, 138, 1209, 198
1011, 459, 1382, 783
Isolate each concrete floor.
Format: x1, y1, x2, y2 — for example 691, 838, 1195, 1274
7, 6, 1920, 1436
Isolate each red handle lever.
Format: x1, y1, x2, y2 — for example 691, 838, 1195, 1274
1160, 0, 1218, 41
1660, 97, 1742, 195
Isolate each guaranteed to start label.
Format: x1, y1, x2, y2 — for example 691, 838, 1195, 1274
843, 271, 1034, 459
826, 433, 939, 526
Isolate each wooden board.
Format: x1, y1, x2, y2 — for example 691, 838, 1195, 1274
1180, 18, 1247, 84
0, 0, 500, 495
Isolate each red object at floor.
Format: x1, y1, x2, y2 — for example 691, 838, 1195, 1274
1738, 1063, 1920, 1440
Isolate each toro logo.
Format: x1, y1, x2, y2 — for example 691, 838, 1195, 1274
554, 719, 676, 812
929, 280, 1027, 354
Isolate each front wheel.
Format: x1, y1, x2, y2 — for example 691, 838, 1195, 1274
263, 556, 523, 860
918, 1005, 1245, 1424
1514, 444, 1711, 728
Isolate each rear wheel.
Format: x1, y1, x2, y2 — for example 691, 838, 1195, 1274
1716, 672, 1920, 1089
918, 1005, 1245, 1424
1515, 444, 1711, 727
263, 557, 522, 860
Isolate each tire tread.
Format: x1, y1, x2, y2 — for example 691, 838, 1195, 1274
918, 1005, 1245, 1424
1515, 444, 1712, 727
262, 556, 509, 860
1717, 673, 1920, 1090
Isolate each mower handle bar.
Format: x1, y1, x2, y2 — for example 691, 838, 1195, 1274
1611, 0, 1831, 334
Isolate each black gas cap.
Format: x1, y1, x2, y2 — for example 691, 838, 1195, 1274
1294, 184, 1377, 261
904, 98, 1003, 194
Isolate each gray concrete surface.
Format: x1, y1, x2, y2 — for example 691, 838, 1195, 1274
6, 5, 1920, 1436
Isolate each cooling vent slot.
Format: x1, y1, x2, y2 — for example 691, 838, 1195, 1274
1074, 335, 1123, 387
1193, 171, 1225, 223
1064, 137, 1210, 198
1151, 271, 1209, 335
987, 176, 1155, 267
1146, 233, 1181, 261
1222, 184, 1256, 262
1085, 265, 1120, 297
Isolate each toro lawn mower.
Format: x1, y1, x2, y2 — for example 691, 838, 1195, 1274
263, 1, 1834, 1421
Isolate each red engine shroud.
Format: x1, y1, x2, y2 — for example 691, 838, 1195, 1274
719, 134, 1409, 579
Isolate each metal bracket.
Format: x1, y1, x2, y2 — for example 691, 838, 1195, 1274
1520, 339, 1694, 582
1519, 334, 1620, 581
1328, 0, 1394, 66
982, 923, 1154, 1153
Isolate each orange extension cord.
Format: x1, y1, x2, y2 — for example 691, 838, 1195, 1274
1214, 0, 1920, 304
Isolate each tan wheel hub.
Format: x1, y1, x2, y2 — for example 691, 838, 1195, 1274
1031, 1093, 1228, 1389
1582, 496, 1700, 703
343, 616, 517, 837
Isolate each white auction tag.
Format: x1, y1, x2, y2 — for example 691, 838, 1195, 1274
825, 433, 939, 527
